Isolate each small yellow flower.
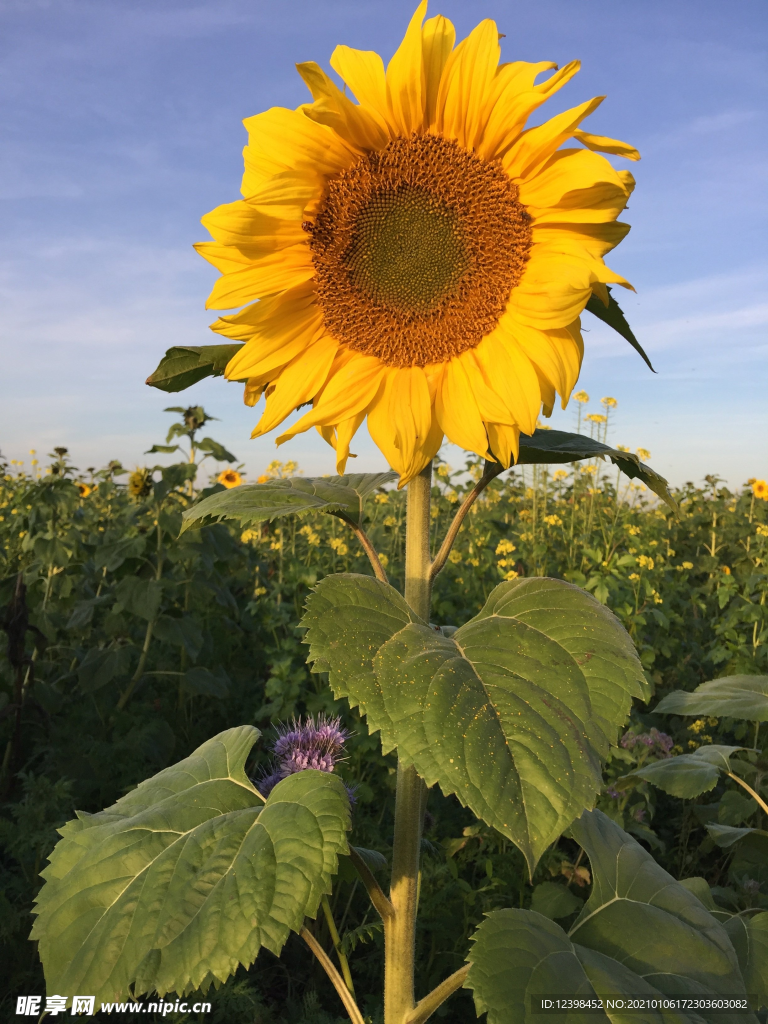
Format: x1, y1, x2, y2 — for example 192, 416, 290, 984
616, 444, 630, 452
254, 586, 268, 597
375, 493, 389, 504
218, 469, 243, 488
626, 524, 641, 536
257, 474, 270, 483
752, 480, 768, 501
651, 590, 663, 604
552, 469, 568, 481
574, 391, 590, 404
543, 514, 562, 526
377, 553, 389, 568
241, 529, 259, 543
682, 561, 693, 569
448, 549, 462, 565
384, 515, 398, 528
437, 465, 452, 479
628, 572, 640, 581
329, 537, 348, 556
636, 555, 654, 570
496, 538, 517, 555
688, 719, 707, 735
756, 524, 768, 537
586, 413, 607, 424
503, 570, 519, 581
601, 397, 618, 408
636, 448, 651, 462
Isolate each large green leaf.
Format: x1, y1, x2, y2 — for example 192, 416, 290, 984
32, 727, 350, 1004
304, 575, 646, 871
516, 429, 675, 510
625, 746, 745, 799
466, 811, 754, 1024
181, 472, 396, 533
654, 677, 768, 722
723, 913, 768, 1010
706, 824, 768, 849
585, 286, 655, 372
145, 344, 243, 393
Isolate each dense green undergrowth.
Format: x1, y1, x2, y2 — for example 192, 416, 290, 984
1, 415, 766, 1022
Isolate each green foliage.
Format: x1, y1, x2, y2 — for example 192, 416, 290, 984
517, 429, 674, 508
466, 810, 754, 1023
305, 574, 645, 871
655, 676, 768, 721
145, 344, 243, 393
585, 286, 656, 372
32, 728, 350, 1004
182, 472, 397, 532
625, 745, 745, 798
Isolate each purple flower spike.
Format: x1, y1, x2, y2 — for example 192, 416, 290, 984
259, 715, 349, 796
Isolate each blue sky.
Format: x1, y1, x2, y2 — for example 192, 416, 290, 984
1, 0, 766, 488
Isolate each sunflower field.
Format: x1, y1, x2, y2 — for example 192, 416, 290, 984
1, 405, 766, 1023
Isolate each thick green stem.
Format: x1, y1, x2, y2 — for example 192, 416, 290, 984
385, 464, 432, 1024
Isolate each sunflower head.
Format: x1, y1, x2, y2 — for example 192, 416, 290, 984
198, 2, 638, 484
753, 479, 768, 501
218, 469, 244, 489
128, 468, 153, 500
77, 483, 92, 498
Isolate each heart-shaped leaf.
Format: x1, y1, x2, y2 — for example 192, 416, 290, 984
654, 676, 768, 722
466, 811, 754, 1023
723, 913, 768, 1010
181, 472, 396, 533
304, 575, 646, 871
32, 727, 350, 1004
706, 823, 768, 849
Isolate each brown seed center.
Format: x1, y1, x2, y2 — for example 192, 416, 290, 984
308, 134, 531, 368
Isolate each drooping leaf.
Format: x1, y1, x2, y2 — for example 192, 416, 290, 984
569, 810, 749, 1008
32, 727, 350, 1005
304, 574, 646, 872
530, 882, 583, 920
706, 823, 768, 849
730, 832, 768, 887
182, 666, 230, 698
466, 811, 754, 1023
625, 745, 745, 799
723, 913, 768, 1010
77, 645, 132, 693
516, 429, 675, 510
181, 472, 396, 534
654, 676, 768, 722
585, 286, 655, 372
114, 577, 163, 621
93, 536, 146, 572
145, 344, 243, 393
196, 437, 237, 463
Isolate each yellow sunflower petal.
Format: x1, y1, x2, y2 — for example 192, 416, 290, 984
503, 96, 605, 180
487, 422, 521, 467
368, 370, 443, 483
203, 244, 314, 310
460, 350, 517, 426
200, 201, 306, 250
435, 18, 501, 150
223, 306, 324, 383
276, 351, 386, 443
253, 335, 339, 437
518, 148, 628, 210
244, 380, 266, 407
241, 107, 357, 198
532, 221, 630, 260
474, 331, 541, 436
331, 410, 368, 473
330, 46, 391, 134
478, 60, 581, 161
501, 316, 583, 403
573, 130, 640, 161
527, 178, 632, 225
435, 360, 490, 458
214, 279, 316, 341
297, 61, 389, 151
507, 257, 593, 330
422, 15, 455, 127
386, 0, 428, 136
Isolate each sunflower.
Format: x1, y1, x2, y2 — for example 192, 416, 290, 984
218, 469, 244, 489
753, 480, 768, 501
77, 483, 92, 498
197, 2, 638, 484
